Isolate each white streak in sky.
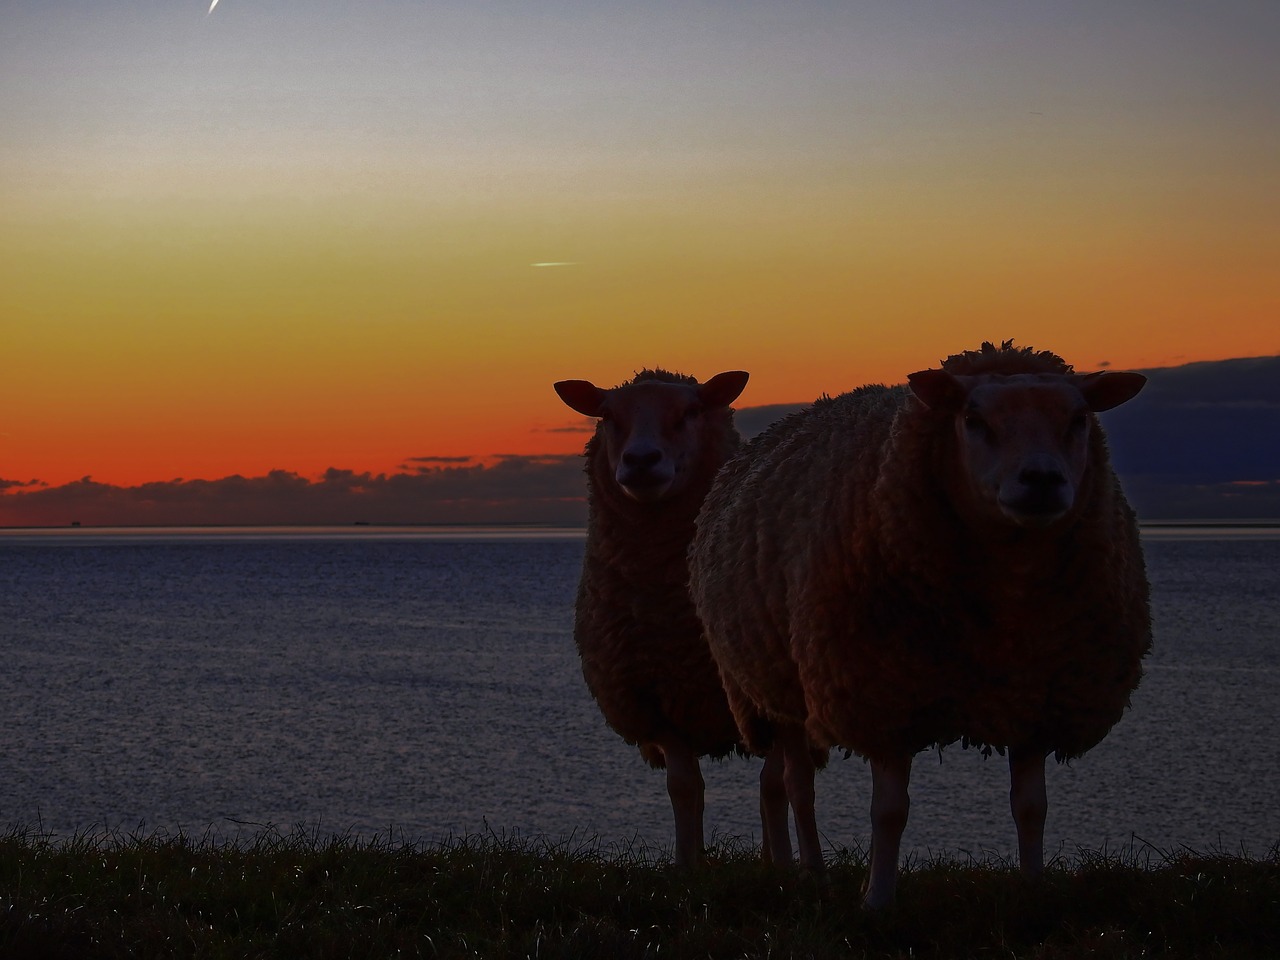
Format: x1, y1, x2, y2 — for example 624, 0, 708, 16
530, 262, 578, 268
207, 0, 220, 14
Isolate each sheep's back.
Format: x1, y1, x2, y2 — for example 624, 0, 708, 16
691, 386, 905, 749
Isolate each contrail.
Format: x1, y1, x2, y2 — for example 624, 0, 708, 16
207, 0, 219, 14
530, 262, 578, 268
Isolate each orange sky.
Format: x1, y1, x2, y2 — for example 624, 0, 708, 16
3, 2, 1278, 490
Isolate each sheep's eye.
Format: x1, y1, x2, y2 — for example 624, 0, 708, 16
678, 404, 703, 427
963, 412, 996, 444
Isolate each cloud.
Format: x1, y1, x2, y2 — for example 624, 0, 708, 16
733, 403, 808, 440
0, 477, 46, 492
1101, 356, 1280, 486
1117, 478, 1280, 521
542, 418, 596, 435
0, 457, 587, 528
401, 455, 476, 471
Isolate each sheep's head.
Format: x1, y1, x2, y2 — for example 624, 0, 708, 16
554, 370, 749, 503
907, 368, 1146, 529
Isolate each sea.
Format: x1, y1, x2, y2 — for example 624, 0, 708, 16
2, 524, 1277, 864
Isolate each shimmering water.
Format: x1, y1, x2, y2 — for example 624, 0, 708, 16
2, 525, 1276, 861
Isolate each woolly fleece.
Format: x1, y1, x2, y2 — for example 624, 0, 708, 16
573, 369, 744, 768
691, 344, 1152, 763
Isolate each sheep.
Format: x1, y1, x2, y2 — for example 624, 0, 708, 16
554, 367, 776, 867
689, 341, 1152, 906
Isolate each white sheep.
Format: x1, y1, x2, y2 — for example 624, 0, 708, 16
554, 367, 774, 866
689, 341, 1152, 905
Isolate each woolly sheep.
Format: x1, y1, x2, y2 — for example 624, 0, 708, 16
689, 341, 1152, 906
554, 367, 771, 866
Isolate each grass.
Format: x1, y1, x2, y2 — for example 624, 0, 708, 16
2, 824, 1276, 959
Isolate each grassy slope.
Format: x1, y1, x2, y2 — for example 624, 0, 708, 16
2, 827, 1277, 959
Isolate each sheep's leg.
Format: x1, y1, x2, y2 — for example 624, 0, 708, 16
778, 724, 823, 872
759, 743, 792, 864
661, 741, 705, 867
864, 754, 912, 909
1009, 747, 1047, 876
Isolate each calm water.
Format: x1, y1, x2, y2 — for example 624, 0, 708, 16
2, 525, 1277, 862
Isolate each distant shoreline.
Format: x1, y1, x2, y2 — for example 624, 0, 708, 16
0, 523, 591, 541
2, 520, 1279, 541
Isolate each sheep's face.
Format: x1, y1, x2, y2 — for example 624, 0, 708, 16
907, 369, 1146, 529
554, 371, 749, 503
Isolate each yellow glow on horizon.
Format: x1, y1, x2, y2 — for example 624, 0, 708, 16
6, 161, 1277, 489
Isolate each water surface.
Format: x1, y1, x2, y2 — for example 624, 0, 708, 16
2, 525, 1276, 862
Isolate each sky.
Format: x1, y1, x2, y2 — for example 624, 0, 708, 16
3, 1, 1279, 509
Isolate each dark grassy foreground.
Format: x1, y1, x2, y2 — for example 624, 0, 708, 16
2, 827, 1277, 959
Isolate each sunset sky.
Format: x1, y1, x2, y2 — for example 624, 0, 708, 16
3, 0, 1278, 497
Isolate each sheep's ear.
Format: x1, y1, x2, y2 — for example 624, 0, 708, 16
1077, 371, 1146, 412
907, 369, 967, 413
699, 371, 749, 408
554, 380, 607, 417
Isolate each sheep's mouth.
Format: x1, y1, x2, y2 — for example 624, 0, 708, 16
617, 470, 674, 502
620, 480, 672, 502
998, 495, 1071, 528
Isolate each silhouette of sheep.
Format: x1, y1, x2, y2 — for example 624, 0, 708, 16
690, 341, 1152, 905
554, 367, 767, 866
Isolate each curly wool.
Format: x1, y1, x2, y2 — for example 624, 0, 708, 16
574, 369, 744, 768
938, 338, 1074, 377
690, 346, 1152, 763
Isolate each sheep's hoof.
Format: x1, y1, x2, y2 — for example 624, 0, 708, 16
859, 877, 895, 911
802, 869, 834, 900
799, 861, 829, 880
860, 890, 895, 911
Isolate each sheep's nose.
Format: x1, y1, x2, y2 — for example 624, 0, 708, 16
1002, 463, 1073, 526
622, 447, 663, 470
